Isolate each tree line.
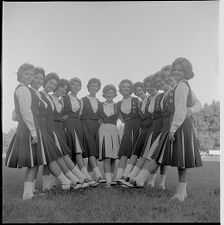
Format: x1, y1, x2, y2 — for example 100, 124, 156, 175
3, 100, 220, 154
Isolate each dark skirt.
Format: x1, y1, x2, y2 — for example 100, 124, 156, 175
82, 119, 100, 158
5, 118, 63, 168
40, 117, 72, 157
118, 118, 141, 158
152, 116, 203, 168
140, 117, 164, 160
63, 117, 85, 161
132, 118, 153, 157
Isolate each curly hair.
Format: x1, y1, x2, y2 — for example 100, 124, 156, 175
87, 78, 101, 91
133, 82, 146, 95
102, 84, 117, 98
43, 72, 60, 87
54, 78, 70, 94
69, 77, 82, 87
16, 63, 35, 82
118, 79, 133, 95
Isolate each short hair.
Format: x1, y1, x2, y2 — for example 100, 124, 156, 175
43, 72, 60, 87
143, 75, 154, 87
69, 77, 82, 87
102, 84, 117, 98
152, 71, 162, 90
16, 63, 35, 82
160, 65, 172, 79
34, 67, 45, 78
54, 78, 70, 94
133, 82, 146, 95
171, 57, 194, 80
118, 79, 133, 95
87, 78, 101, 91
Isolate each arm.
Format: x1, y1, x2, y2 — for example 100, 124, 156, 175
16, 86, 37, 139
79, 98, 83, 116
170, 82, 189, 134
186, 90, 202, 117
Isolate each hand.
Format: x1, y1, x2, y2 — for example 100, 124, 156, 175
186, 108, 192, 117
31, 136, 38, 144
98, 119, 103, 125
62, 115, 68, 121
169, 132, 175, 142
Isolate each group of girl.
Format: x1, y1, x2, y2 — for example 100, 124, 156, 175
5, 57, 202, 202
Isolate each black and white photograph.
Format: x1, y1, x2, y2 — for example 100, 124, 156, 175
2, 1, 222, 223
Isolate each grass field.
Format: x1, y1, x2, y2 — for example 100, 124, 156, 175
2, 159, 220, 223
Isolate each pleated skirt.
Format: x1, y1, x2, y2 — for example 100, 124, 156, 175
132, 118, 153, 157
82, 119, 100, 158
140, 117, 164, 160
98, 123, 120, 161
152, 116, 203, 168
5, 118, 63, 168
118, 118, 141, 158
63, 117, 85, 160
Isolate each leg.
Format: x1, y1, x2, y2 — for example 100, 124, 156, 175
127, 157, 147, 179
157, 165, 168, 190
115, 156, 128, 180
76, 153, 93, 180
122, 155, 138, 178
104, 158, 112, 184
89, 156, 105, 182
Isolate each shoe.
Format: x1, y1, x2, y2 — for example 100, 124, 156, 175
22, 194, 34, 200
158, 184, 166, 190
62, 183, 82, 191
81, 182, 90, 189
171, 193, 187, 202
88, 179, 99, 187
106, 183, 113, 188
119, 178, 131, 186
132, 180, 145, 188
96, 177, 106, 183
123, 176, 130, 182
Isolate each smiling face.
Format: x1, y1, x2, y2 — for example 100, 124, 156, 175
171, 64, 185, 82
145, 81, 157, 96
31, 73, 44, 90
88, 82, 99, 95
70, 81, 81, 95
134, 86, 146, 99
44, 79, 58, 93
164, 76, 176, 87
104, 89, 115, 102
121, 82, 131, 97
20, 69, 34, 85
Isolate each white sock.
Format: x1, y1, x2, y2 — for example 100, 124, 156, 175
65, 171, 80, 184
135, 169, 150, 184
116, 168, 124, 179
57, 173, 71, 186
72, 166, 87, 180
128, 166, 140, 179
42, 175, 52, 190
110, 172, 114, 181
159, 174, 167, 186
105, 173, 112, 183
81, 167, 92, 179
23, 181, 33, 198
148, 173, 157, 185
178, 182, 187, 196
93, 167, 103, 178
123, 164, 134, 177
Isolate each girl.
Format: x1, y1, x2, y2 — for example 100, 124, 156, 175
98, 84, 120, 187
121, 82, 152, 180
129, 58, 203, 201
60, 77, 98, 187
80, 78, 105, 183
114, 79, 141, 183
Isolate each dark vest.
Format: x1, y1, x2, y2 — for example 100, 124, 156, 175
152, 93, 164, 120
139, 96, 153, 121
99, 102, 119, 125
117, 97, 140, 121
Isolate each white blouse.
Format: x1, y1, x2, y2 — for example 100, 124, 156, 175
86, 95, 98, 113
148, 93, 160, 113
68, 94, 80, 113
15, 85, 36, 137
41, 91, 55, 112
121, 96, 132, 114
187, 90, 202, 117
50, 94, 62, 113
140, 95, 150, 114
103, 101, 115, 117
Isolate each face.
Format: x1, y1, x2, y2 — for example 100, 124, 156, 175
145, 82, 157, 96
171, 64, 185, 82
44, 79, 58, 93
162, 68, 171, 77
121, 82, 131, 96
89, 82, 99, 95
134, 86, 145, 99
20, 69, 34, 85
57, 85, 68, 97
164, 76, 176, 87
104, 89, 115, 102
158, 80, 170, 92
31, 73, 44, 90
71, 81, 81, 94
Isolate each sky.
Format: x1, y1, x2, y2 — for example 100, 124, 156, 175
2, 1, 220, 133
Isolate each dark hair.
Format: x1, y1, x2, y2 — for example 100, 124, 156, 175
16, 63, 35, 82
54, 78, 70, 94
133, 82, 146, 95
102, 84, 117, 98
118, 79, 133, 95
69, 77, 82, 87
34, 67, 45, 78
87, 78, 101, 91
171, 57, 194, 80
143, 75, 154, 87
43, 72, 60, 87
152, 71, 162, 90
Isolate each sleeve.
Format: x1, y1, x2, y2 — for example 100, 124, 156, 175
15, 86, 36, 137
186, 90, 202, 117
79, 98, 83, 116
170, 82, 189, 133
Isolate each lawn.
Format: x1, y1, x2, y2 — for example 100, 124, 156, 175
2, 159, 220, 223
